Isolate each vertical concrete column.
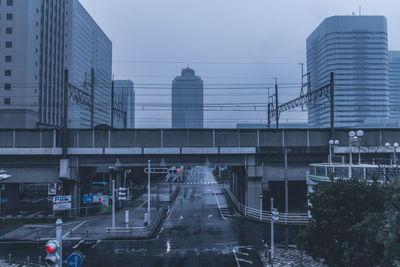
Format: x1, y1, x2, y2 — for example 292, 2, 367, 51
245, 155, 263, 209
69, 167, 80, 217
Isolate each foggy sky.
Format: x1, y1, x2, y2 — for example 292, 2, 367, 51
80, 0, 400, 128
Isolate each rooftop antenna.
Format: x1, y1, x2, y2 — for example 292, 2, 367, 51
359, 5, 361, 16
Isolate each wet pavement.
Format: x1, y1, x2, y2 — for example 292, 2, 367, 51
0, 166, 305, 267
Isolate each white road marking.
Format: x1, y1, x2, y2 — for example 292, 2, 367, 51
237, 258, 253, 264
90, 239, 102, 249
233, 247, 241, 267
72, 239, 84, 249
63, 220, 87, 238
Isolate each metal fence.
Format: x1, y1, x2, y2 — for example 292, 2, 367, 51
224, 188, 309, 225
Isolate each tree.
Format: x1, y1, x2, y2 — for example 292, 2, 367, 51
298, 179, 386, 267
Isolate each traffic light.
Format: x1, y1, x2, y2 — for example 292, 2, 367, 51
177, 169, 181, 174
118, 187, 127, 200
45, 240, 61, 267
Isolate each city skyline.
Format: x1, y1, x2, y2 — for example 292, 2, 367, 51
80, 0, 400, 128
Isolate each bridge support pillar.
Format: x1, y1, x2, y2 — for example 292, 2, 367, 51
246, 165, 263, 209
69, 168, 80, 217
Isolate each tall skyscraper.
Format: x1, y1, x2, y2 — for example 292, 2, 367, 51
113, 80, 135, 129
172, 68, 204, 128
0, 0, 112, 128
389, 51, 400, 121
306, 16, 390, 128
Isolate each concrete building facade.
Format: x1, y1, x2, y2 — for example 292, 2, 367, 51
0, 0, 112, 128
172, 68, 204, 128
306, 16, 390, 128
113, 80, 135, 128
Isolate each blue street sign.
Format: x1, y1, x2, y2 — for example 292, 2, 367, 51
82, 193, 93, 204
67, 251, 83, 267
92, 182, 107, 185
0, 198, 8, 203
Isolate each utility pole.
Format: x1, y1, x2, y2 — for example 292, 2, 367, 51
90, 68, 95, 128
63, 69, 69, 158
270, 197, 275, 262
111, 80, 114, 128
274, 78, 279, 129
147, 160, 151, 225
267, 88, 271, 128
112, 180, 115, 228
330, 72, 335, 138
284, 149, 288, 248
56, 219, 63, 267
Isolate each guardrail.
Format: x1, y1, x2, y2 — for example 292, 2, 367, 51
224, 188, 309, 225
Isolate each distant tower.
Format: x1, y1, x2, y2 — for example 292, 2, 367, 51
172, 68, 204, 128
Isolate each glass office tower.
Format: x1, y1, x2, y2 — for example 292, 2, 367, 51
172, 68, 204, 128
307, 16, 390, 128
389, 51, 400, 121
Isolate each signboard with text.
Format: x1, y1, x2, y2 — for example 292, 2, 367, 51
53, 195, 71, 211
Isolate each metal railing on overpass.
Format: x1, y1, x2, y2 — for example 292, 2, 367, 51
223, 188, 309, 225
1, 128, 400, 150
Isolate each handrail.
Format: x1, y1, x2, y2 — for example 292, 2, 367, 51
224, 188, 308, 225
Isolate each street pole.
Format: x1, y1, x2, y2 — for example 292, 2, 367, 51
56, 219, 63, 267
274, 79, 279, 129
259, 197, 262, 221
284, 149, 288, 248
112, 180, 115, 228
147, 160, 151, 225
270, 197, 274, 262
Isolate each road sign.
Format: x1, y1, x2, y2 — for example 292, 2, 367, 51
92, 181, 107, 185
259, 193, 263, 199
48, 183, 57, 196
53, 195, 71, 211
144, 167, 168, 174
0, 198, 8, 203
67, 250, 83, 267
83, 193, 93, 204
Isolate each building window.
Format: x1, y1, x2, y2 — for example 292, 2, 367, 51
6, 0, 12, 6
5, 41, 12, 48
4, 98, 10, 105
4, 84, 11, 90
5, 56, 11, 62
4, 69, 11, 76
6, 27, 12, 34
6, 13, 12, 20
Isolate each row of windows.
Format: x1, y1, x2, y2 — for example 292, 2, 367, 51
0, 13, 13, 20
0, 0, 13, 6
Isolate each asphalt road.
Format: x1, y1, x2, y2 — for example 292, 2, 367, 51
0, 166, 303, 267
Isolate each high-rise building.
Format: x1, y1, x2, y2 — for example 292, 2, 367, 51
306, 16, 390, 128
389, 51, 400, 121
0, 0, 112, 128
113, 80, 135, 128
172, 68, 204, 128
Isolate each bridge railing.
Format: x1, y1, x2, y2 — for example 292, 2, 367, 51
224, 188, 309, 225
0, 128, 399, 149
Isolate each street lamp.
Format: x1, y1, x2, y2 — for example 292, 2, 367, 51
385, 142, 398, 165
329, 139, 339, 164
109, 158, 122, 229
348, 130, 364, 165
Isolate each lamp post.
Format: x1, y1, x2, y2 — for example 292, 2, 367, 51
329, 139, 340, 164
109, 158, 121, 229
349, 131, 355, 165
356, 130, 364, 164
385, 142, 399, 165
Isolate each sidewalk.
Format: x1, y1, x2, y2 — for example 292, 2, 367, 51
0, 185, 180, 241
258, 247, 325, 267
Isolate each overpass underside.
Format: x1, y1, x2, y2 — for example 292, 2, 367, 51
0, 128, 399, 211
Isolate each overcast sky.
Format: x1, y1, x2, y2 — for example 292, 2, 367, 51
80, 0, 400, 128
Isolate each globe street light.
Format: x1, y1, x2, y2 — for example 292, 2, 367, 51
329, 139, 339, 164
